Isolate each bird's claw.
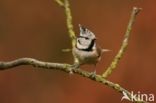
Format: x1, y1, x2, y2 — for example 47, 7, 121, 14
71, 63, 80, 69
90, 70, 96, 78
68, 63, 80, 74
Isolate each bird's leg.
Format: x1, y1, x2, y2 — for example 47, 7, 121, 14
90, 64, 97, 78
72, 62, 80, 69
68, 61, 80, 74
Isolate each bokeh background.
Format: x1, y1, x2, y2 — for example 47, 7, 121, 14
0, 0, 155, 103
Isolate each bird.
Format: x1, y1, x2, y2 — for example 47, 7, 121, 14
72, 24, 109, 74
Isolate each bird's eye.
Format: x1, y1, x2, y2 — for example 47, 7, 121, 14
77, 39, 81, 44
85, 37, 89, 40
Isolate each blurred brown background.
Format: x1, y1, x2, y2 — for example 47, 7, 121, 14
0, 0, 155, 103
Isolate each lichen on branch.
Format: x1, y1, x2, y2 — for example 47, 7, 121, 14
102, 7, 142, 78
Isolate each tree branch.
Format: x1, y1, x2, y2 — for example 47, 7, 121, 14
55, 0, 76, 48
0, 58, 147, 103
54, 0, 64, 7
0, 58, 69, 71
56, 0, 78, 63
64, 0, 76, 48
102, 7, 142, 78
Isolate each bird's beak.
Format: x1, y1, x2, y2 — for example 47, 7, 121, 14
102, 49, 111, 52
94, 37, 97, 40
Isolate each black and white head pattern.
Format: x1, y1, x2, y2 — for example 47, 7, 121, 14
76, 24, 96, 51
79, 24, 96, 40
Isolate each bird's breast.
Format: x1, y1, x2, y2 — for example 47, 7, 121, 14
72, 47, 100, 65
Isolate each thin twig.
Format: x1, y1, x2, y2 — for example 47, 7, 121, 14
102, 7, 142, 78
0, 58, 147, 103
56, 0, 78, 63
55, 0, 79, 64
64, 0, 76, 48
55, 0, 76, 47
54, 0, 64, 7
